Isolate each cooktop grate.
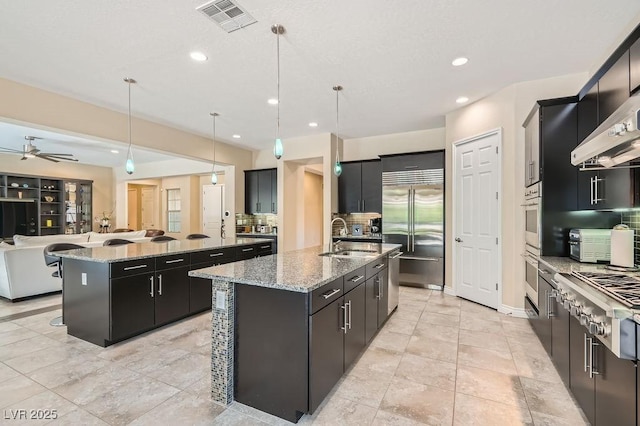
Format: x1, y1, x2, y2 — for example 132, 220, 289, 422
571, 271, 640, 309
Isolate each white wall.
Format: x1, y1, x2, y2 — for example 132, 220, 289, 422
445, 72, 588, 311
343, 128, 446, 161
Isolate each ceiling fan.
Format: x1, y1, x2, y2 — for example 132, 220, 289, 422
0, 136, 78, 163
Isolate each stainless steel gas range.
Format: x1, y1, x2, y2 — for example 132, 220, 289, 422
554, 271, 637, 360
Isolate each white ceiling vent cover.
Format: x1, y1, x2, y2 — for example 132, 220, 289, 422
197, 0, 257, 33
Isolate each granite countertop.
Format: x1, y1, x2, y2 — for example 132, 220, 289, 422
189, 241, 402, 293
540, 256, 639, 276
236, 233, 277, 237
55, 237, 272, 263
332, 235, 382, 240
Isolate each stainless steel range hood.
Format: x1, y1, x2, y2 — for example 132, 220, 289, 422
571, 94, 640, 168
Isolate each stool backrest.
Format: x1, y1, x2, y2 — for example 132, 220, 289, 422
43, 243, 86, 267
103, 238, 134, 246
150, 235, 176, 242
186, 233, 209, 240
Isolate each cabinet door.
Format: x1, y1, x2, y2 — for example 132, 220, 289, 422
270, 168, 277, 213
344, 283, 366, 370
189, 261, 215, 313
595, 344, 636, 426
599, 51, 630, 124
309, 297, 344, 413
535, 276, 552, 356
244, 171, 259, 214
257, 170, 272, 213
360, 160, 382, 213
381, 152, 444, 172
364, 276, 378, 343
578, 169, 632, 210
377, 273, 389, 328
631, 38, 640, 94
338, 162, 362, 213
551, 297, 570, 386
569, 316, 595, 425
524, 108, 540, 186
578, 82, 599, 144
154, 266, 191, 325
111, 273, 155, 341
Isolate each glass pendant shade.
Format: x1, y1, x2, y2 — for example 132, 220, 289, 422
333, 85, 343, 177
273, 137, 283, 160
125, 148, 135, 175
211, 171, 218, 185
334, 159, 342, 176
124, 77, 136, 175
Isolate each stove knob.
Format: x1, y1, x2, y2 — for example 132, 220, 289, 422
563, 300, 572, 311
580, 314, 590, 326
589, 321, 606, 336
570, 304, 582, 318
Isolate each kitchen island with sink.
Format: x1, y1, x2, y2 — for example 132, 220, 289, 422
55, 237, 273, 347
189, 241, 401, 423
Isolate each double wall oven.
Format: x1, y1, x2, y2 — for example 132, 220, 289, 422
523, 182, 541, 306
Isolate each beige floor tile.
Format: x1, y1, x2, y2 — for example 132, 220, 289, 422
43, 408, 108, 425
129, 391, 224, 425
383, 317, 417, 335
370, 330, 412, 352
52, 365, 139, 406
185, 377, 212, 397
458, 329, 510, 353
307, 395, 377, 426
394, 353, 456, 391
0, 361, 20, 383
28, 353, 112, 389
165, 329, 213, 351
4, 345, 87, 375
397, 300, 427, 313
412, 323, 459, 343
459, 300, 493, 313
393, 308, 423, 322
113, 345, 190, 375
457, 344, 517, 375
459, 317, 503, 334
512, 350, 562, 383
0, 322, 23, 333
349, 346, 403, 379
146, 352, 211, 390
230, 401, 301, 426
419, 311, 460, 327
82, 375, 179, 425
335, 371, 392, 408
423, 304, 461, 317
406, 334, 458, 363
0, 375, 46, 409
455, 365, 527, 408
428, 294, 462, 307
529, 411, 589, 426
520, 377, 585, 422
0, 335, 65, 362
372, 409, 428, 425
0, 328, 42, 347
209, 408, 270, 425
502, 321, 536, 338
96, 336, 159, 362
453, 393, 533, 426
380, 377, 454, 425
3, 389, 79, 425
460, 309, 502, 324
507, 334, 548, 357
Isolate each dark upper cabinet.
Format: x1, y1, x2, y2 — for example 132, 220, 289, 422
598, 50, 630, 125
577, 169, 632, 211
244, 169, 277, 214
631, 38, 640, 94
577, 82, 598, 145
381, 151, 444, 172
338, 160, 382, 213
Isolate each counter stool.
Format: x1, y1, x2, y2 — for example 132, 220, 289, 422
43, 243, 86, 327
150, 235, 176, 242
103, 238, 134, 246
186, 233, 209, 240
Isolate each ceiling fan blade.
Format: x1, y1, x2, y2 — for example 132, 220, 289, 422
37, 155, 59, 163
38, 152, 74, 156
0, 147, 26, 154
20, 156, 27, 161
39, 154, 77, 162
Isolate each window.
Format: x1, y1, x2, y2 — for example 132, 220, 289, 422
167, 188, 181, 233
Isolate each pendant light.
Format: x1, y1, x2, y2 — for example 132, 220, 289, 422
272, 24, 285, 159
333, 85, 343, 177
210, 112, 219, 185
124, 77, 136, 175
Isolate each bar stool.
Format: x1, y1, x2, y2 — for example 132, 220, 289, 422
150, 235, 176, 242
103, 238, 134, 246
186, 234, 209, 240
43, 243, 85, 327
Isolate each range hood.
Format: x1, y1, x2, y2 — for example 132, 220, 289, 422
571, 93, 640, 168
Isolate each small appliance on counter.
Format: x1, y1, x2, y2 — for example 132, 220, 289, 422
369, 217, 381, 234
568, 228, 611, 263
610, 224, 635, 268
352, 224, 363, 236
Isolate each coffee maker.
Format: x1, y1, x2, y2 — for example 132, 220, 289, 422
369, 218, 381, 235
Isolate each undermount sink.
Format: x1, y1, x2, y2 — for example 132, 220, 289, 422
319, 249, 378, 259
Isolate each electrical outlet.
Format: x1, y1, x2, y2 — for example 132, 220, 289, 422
215, 291, 226, 310
81, 273, 87, 286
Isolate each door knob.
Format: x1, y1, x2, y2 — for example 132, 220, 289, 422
455, 238, 463, 242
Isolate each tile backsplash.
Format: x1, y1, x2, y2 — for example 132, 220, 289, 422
331, 213, 381, 237
236, 213, 277, 233
620, 212, 640, 265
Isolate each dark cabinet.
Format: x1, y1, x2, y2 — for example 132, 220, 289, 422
189, 261, 215, 313
551, 293, 570, 386
244, 169, 277, 214
111, 273, 155, 341
631, 38, 640, 94
381, 151, 444, 172
377, 273, 389, 328
364, 276, 378, 343
343, 283, 366, 370
594, 343, 636, 426
532, 274, 552, 356
524, 107, 540, 187
577, 82, 598, 144
569, 316, 596, 425
598, 51, 630, 124
337, 160, 382, 213
154, 265, 190, 325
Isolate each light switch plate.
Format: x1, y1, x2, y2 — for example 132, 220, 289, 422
81, 273, 87, 286
215, 290, 226, 310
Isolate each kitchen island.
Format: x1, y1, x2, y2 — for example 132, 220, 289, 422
56, 237, 273, 347
189, 241, 401, 423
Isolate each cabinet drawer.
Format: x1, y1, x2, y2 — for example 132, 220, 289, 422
310, 277, 344, 314
156, 253, 189, 270
344, 266, 366, 294
236, 244, 258, 260
256, 242, 273, 255
110, 258, 154, 279
366, 256, 387, 279
190, 248, 234, 265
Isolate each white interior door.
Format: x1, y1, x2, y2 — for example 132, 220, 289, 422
454, 131, 500, 309
141, 187, 156, 229
127, 189, 138, 229
203, 184, 224, 244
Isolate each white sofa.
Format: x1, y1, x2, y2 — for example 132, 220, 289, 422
0, 231, 151, 301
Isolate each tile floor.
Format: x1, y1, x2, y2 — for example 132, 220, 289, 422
0, 287, 588, 425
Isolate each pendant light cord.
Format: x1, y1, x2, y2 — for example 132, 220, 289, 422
127, 80, 132, 156
276, 27, 281, 140
212, 114, 216, 168
335, 88, 339, 163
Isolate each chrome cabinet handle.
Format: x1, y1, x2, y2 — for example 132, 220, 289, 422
124, 264, 147, 271
590, 177, 594, 205
547, 291, 555, 319
272, 202, 275, 212
260, 245, 271, 249
375, 276, 381, 300
349, 275, 364, 283
407, 189, 411, 249
210, 252, 224, 257
158, 274, 162, 295
347, 300, 352, 330
165, 258, 184, 264
341, 304, 348, 334
321, 288, 341, 299
590, 339, 599, 378
584, 334, 591, 374
362, 200, 365, 212
242, 248, 254, 252
374, 263, 385, 269
150, 276, 154, 298
390, 251, 403, 258
380, 276, 384, 298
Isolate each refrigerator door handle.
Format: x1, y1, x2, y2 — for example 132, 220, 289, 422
406, 188, 411, 250
411, 188, 416, 252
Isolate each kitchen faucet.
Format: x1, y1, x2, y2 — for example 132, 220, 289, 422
330, 217, 348, 251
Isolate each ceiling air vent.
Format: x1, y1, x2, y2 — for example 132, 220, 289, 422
197, 0, 257, 33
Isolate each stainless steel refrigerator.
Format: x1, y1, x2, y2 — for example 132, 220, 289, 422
382, 169, 444, 289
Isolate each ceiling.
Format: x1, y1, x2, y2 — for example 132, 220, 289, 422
1, 0, 640, 153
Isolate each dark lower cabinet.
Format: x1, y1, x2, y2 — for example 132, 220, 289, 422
343, 283, 366, 369
534, 275, 553, 356
189, 261, 215, 313
154, 266, 190, 325
111, 273, 155, 341
377, 273, 389, 328
364, 276, 378, 343
550, 294, 570, 386
569, 316, 596, 425
594, 343, 636, 426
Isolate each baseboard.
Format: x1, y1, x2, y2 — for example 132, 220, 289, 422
498, 304, 528, 318
443, 286, 456, 296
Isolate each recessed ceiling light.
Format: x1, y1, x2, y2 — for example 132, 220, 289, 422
190, 51, 208, 62
452, 57, 468, 67
309, 122, 318, 127
267, 98, 279, 105
110, 149, 119, 154
232, 134, 241, 139
456, 96, 469, 104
